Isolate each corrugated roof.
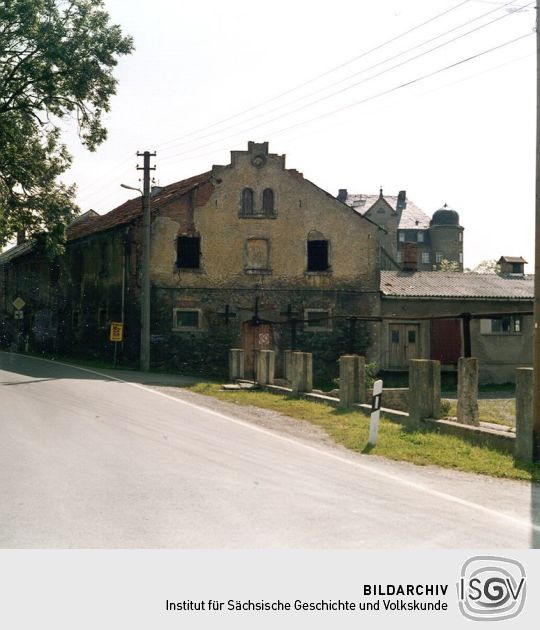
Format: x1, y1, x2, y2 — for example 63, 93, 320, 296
381, 271, 534, 299
67, 170, 212, 241
344, 192, 431, 229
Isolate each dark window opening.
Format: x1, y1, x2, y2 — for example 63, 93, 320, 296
511, 263, 524, 274
262, 188, 274, 215
176, 236, 200, 269
307, 240, 329, 272
391, 330, 400, 343
408, 330, 416, 343
241, 188, 254, 215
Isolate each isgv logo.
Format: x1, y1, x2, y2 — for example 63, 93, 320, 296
457, 556, 526, 621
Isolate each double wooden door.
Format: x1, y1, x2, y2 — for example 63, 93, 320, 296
388, 324, 420, 368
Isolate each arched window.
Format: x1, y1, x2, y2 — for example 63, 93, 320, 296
262, 188, 274, 215
241, 188, 254, 215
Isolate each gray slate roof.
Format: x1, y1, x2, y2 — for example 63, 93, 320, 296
345, 193, 431, 229
381, 271, 534, 299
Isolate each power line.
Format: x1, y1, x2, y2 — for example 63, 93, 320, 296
270, 31, 534, 140
160, 0, 519, 157
159, 8, 533, 165
154, 0, 475, 151
158, 31, 533, 168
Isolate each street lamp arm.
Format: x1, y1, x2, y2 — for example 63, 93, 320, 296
120, 183, 143, 195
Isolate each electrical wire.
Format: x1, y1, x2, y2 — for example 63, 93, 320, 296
154, 0, 475, 151
159, 0, 521, 156
156, 31, 533, 168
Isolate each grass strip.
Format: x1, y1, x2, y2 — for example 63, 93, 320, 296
190, 383, 538, 483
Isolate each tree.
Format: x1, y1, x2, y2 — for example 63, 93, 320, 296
0, 0, 133, 255
472, 259, 501, 274
436, 258, 461, 272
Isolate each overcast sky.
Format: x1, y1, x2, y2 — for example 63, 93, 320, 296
61, 0, 537, 270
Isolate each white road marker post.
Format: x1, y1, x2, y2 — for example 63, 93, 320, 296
368, 379, 383, 446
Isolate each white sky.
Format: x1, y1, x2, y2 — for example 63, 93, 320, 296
61, 0, 537, 270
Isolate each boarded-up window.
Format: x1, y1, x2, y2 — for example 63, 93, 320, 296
176, 236, 200, 269
262, 188, 274, 215
246, 238, 270, 271
241, 188, 254, 215
307, 240, 329, 271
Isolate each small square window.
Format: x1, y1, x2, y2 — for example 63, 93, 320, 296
490, 316, 522, 334
417, 232, 424, 243
421, 252, 430, 264
435, 252, 442, 263
304, 309, 331, 331
391, 330, 400, 343
398, 232, 405, 242
173, 309, 201, 330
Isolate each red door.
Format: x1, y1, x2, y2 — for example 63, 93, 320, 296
431, 319, 461, 364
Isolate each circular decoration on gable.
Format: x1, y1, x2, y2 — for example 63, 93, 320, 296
251, 154, 266, 169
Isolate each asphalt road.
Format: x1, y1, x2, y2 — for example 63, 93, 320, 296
1, 352, 539, 548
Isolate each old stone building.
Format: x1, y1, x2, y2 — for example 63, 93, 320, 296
337, 189, 464, 271
379, 269, 533, 383
0, 142, 382, 382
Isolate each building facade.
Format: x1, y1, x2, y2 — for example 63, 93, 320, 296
379, 270, 533, 383
337, 189, 464, 271
0, 142, 382, 382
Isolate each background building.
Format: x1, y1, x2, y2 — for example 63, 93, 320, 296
337, 189, 464, 271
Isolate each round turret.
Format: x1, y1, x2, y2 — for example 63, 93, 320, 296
430, 203, 460, 227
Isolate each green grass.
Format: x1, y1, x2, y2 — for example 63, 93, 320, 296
444, 399, 516, 428
190, 383, 539, 482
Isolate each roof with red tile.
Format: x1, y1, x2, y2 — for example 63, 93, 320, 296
66, 170, 212, 241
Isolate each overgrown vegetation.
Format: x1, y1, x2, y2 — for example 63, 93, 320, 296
190, 383, 539, 482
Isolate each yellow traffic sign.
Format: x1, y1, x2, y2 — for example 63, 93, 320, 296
110, 322, 123, 342
12, 296, 25, 310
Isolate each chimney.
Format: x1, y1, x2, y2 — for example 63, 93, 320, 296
16, 229, 26, 245
396, 190, 407, 211
150, 185, 164, 197
337, 188, 348, 202
401, 242, 418, 271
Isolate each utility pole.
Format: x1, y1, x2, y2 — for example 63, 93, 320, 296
137, 151, 156, 372
534, 5, 540, 460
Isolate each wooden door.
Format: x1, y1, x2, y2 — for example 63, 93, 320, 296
242, 321, 273, 378
431, 318, 461, 364
388, 324, 420, 368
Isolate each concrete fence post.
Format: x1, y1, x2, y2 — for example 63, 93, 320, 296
515, 367, 534, 463
256, 350, 275, 386
408, 359, 441, 421
229, 349, 244, 381
291, 352, 313, 395
457, 357, 479, 426
338, 355, 366, 409
284, 349, 293, 382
